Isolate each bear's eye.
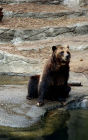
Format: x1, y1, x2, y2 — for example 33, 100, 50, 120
60, 51, 64, 55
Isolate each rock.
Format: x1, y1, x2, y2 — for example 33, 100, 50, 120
15, 34, 88, 51
0, 50, 41, 74
70, 50, 88, 73
0, 72, 88, 128
79, 0, 88, 6
0, 53, 4, 60
0, 0, 63, 4
0, 35, 88, 74
4, 10, 88, 18
1, 0, 88, 6
64, 72, 88, 109
0, 29, 15, 43
0, 85, 61, 128
0, 25, 88, 43
69, 72, 88, 85
74, 25, 88, 35
63, 0, 88, 7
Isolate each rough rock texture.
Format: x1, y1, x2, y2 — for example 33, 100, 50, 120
0, 32, 88, 74
0, 24, 88, 43
0, 72, 88, 128
0, 0, 63, 4
1, 0, 87, 75
0, 0, 88, 5
64, 0, 88, 6
70, 50, 88, 73
0, 50, 41, 74
4, 10, 88, 18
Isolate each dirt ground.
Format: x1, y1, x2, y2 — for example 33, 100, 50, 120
0, 16, 88, 29
2, 3, 70, 13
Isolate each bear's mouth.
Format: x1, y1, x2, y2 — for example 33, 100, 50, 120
61, 60, 70, 64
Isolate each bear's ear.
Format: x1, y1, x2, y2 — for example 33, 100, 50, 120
52, 46, 57, 52
0, 8, 3, 10
67, 45, 69, 49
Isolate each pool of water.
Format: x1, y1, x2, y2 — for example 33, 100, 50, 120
0, 109, 88, 140
0, 75, 29, 85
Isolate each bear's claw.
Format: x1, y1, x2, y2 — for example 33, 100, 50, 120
36, 102, 44, 107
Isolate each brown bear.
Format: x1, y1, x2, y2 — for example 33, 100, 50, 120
27, 45, 71, 106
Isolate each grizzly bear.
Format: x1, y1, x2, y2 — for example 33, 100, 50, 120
27, 45, 71, 106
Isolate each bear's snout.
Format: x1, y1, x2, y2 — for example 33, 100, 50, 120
65, 54, 70, 60
62, 53, 70, 63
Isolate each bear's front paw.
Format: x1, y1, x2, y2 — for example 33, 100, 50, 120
26, 96, 32, 100
36, 102, 44, 107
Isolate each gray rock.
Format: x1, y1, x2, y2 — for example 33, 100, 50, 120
45, 27, 74, 37
0, 24, 88, 43
0, 0, 63, 4
0, 0, 88, 6
0, 53, 4, 60
0, 72, 87, 128
0, 50, 41, 74
3, 10, 88, 18
79, 0, 88, 6
74, 25, 88, 35
16, 34, 88, 51
63, 0, 88, 6
0, 29, 15, 43
0, 85, 61, 128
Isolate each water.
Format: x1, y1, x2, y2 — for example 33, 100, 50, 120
0, 75, 29, 85
0, 109, 88, 140
0, 75, 88, 140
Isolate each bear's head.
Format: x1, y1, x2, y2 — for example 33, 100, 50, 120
52, 45, 71, 65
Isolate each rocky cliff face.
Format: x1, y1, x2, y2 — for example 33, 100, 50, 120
0, 0, 88, 75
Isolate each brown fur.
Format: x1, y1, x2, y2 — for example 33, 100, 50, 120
27, 45, 71, 106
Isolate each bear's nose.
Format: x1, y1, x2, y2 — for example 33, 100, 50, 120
65, 54, 70, 60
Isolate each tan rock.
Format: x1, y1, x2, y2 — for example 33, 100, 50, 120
70, 50, 88, 73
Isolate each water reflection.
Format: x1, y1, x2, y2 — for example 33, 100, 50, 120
0, 109, 88, 140
0, 75, 29, 85
68, 110, 88, 140
43, 110, 88, 140
11, 110, 88, 140
0, 109, 69, 140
